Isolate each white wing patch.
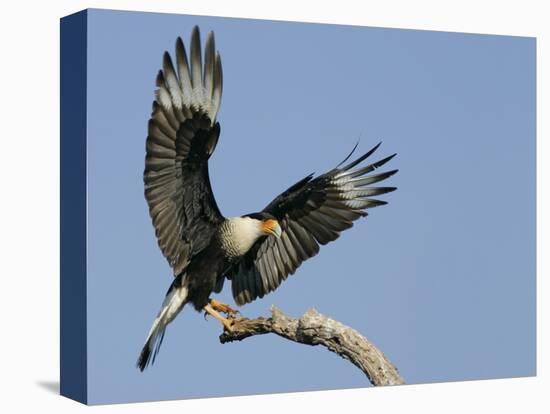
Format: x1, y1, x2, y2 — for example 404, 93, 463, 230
156, 26, 223, 123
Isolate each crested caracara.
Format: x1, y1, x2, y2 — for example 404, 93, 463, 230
137, 26, 398, 371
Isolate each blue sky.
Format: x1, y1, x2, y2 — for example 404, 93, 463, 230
84, 9, 535, 404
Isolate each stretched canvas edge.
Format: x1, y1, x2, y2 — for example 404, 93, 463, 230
60, 9, 88, 405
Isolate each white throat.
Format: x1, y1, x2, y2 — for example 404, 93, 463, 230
219, 216, 264, 258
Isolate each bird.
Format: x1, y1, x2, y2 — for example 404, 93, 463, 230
137, 26, 398, 371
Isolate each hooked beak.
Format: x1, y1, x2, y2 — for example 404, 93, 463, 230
262, 219, 282, 238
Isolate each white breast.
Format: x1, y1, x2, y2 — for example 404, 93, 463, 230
219, 217, 263, 258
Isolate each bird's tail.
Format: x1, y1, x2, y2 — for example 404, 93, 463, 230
137, 276, 188, 371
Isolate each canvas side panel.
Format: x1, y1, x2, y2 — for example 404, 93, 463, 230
60, 10, 88, 405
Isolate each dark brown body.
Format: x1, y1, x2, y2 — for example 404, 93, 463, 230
178, 234, 228, 311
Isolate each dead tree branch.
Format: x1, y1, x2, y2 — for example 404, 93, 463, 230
219, 306, 404, 386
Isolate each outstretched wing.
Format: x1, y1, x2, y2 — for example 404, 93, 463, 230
144, 26, 224, 276
229, 143, 397, 305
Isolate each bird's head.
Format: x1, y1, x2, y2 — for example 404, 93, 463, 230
260, 218, 282, 238
244, 213, 282, 238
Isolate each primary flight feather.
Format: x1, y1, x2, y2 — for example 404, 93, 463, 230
137, 26, 398, 371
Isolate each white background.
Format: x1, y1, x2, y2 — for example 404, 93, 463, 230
0, 0, 547, 412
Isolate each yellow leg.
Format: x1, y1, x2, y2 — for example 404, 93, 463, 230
209, 298, 239, 316
204, 303, 234, 331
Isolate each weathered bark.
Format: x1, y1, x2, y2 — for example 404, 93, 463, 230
219, 306, 404, 386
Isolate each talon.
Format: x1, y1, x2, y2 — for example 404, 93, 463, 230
209, 298, 239, 316
203, 303, 236, 332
